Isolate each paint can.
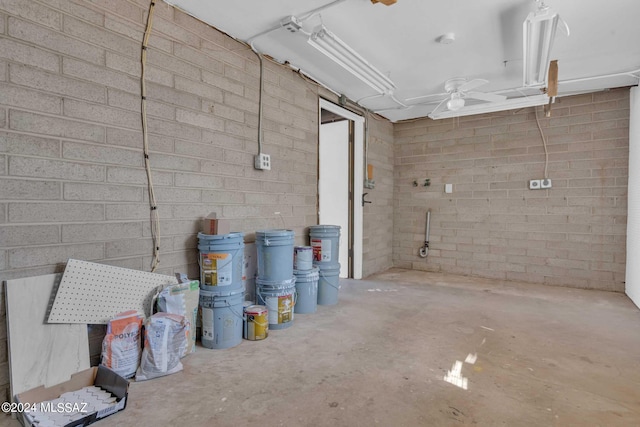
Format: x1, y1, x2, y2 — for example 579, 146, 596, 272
256, 277, 296, 330
243, 305, 268, 340
317, 264, 341, 305
293, 246, 313, 271
198, 232, 244, 292
199, 287, 244, 349
255, 229, 295, 281
293, 267, 319, 314
309, 225, 341, 265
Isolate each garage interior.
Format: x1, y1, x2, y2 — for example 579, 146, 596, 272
1, 0, 640, 426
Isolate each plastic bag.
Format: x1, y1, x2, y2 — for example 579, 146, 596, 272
154, 279, 199, 356
135, 313, 188, 381
101, 310, 143, 379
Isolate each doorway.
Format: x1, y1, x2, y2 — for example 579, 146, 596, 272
318, 99, 364, 279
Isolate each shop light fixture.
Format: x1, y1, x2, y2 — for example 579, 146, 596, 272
523, 1, 568, 87
308, 25, 395, 95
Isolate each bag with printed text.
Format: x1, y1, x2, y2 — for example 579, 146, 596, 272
101, 310, 143, 379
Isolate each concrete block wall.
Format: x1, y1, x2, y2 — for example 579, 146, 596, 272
0, 0, 396, 400
393, 89, 629, 291
0, 0, 320, 282
362, 115, 394, 277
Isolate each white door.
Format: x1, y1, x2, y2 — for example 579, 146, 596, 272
319, 120, 350, 278
318, 99, 364, 280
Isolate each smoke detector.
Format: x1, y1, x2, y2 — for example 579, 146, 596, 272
437, 33, 456, 44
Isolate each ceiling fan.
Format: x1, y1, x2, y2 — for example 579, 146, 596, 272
408, 78, 507, 115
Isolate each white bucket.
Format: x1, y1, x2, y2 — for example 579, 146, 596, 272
293, 246, 313, 271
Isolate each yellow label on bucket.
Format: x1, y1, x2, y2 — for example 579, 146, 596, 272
278, 296, 292, 323
265, 295, 293, 325
244, 307, 268, 340
201, 253, 232, 286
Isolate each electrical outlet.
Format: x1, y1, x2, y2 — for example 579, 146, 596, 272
254, 153, 271, 170
529, 179, 541, 190
540, 178, 552, 189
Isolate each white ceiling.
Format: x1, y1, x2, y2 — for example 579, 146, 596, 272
166, 0, 640, 122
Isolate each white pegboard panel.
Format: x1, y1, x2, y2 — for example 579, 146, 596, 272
47, 259, 178, 324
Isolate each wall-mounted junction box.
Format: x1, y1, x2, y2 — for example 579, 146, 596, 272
254, 153, 271, 170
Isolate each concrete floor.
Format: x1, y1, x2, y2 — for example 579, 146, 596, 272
5, 268, 640, 426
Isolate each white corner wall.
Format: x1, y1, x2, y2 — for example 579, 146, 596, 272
626, 86, 640, 308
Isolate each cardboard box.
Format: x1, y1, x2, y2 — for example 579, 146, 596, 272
15, 366, 129, 427
201, 212, 231, 235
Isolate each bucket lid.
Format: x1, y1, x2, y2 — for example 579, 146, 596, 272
256, 229, 294, 238
199, 286, 244, 297
294, 245, 313, 250
198, 231, 244, 241
314, 263, 341, 273
256, 276, 296, 287
294, 266, 320, 277
309, 225, 341, 231
245, 305, 267, 315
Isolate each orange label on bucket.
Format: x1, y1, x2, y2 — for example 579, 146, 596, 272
207, 253, 228, 260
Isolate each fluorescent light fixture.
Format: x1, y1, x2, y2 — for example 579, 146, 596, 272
308, 25, 395, 95
523, 3, 566, 87
428, 95, 550, 120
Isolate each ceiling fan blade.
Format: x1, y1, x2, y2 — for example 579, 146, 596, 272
458, 78, 489, 93
466, 91, 507, 103
429, 97, 450, 115
405, 91, 449, 103
547, 60, 558, 97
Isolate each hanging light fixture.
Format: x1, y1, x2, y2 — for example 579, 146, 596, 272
522, 1, 569, 87
446, 93, 465, 111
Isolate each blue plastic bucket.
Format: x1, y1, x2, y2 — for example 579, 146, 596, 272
309, 225, 341, 265
317, 264, 341, 305
256, 277, 296, 330
198, 232, 244, 292
293, 267, 319, 314
255, 229, 295, 281
199, 287, 244, 349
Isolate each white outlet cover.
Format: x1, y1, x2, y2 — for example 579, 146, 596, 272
445, 183, 453, 193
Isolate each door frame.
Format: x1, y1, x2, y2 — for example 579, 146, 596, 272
319, 98, 364, 280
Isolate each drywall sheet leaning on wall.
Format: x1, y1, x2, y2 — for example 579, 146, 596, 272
5, 273, 90, 400
47, 259, 178, 324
